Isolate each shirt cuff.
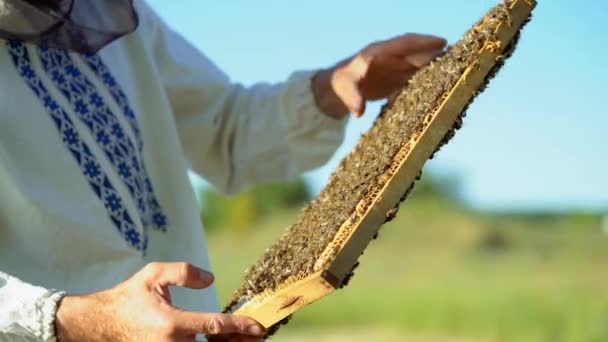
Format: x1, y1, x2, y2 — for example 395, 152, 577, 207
283, 70, 349, 140
39, 290, 66, 342
0, 271, 66, 342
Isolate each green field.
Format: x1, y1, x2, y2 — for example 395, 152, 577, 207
207, 196, 608, 341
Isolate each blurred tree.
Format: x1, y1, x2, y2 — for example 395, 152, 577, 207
200, 169, 462, 234
200, 178, 310, 234
409, 168, 463, 203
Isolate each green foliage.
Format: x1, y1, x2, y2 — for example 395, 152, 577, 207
200, 178, 310, 234
207, 195, 608, 342
410, 169, 463, 202
200, 170, 462, 234
198, 170, 607, 340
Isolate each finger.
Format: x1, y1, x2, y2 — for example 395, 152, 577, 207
373, 33, 447, 57
210, 334, 263, 342
231, 336, 263, 342
173, 311, 265, 337
332, 70, 365, 117
405, 50, 442, 68
375, 55, 418, 73
143, 262, 214, 289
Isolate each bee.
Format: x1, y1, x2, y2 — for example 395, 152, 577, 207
385, 207, 400, 223
479, 40, 502, 53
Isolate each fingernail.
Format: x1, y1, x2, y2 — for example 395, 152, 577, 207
247, 324, 264, 336
199, 269, 214, 283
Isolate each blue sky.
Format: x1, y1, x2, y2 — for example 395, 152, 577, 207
147, 0, 607, 212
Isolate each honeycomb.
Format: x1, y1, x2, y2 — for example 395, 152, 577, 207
219, 0, 533, 338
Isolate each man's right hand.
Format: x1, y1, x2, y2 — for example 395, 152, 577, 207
55, 262, 265, 342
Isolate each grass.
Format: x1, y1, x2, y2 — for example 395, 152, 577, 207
206, 196, 608, 341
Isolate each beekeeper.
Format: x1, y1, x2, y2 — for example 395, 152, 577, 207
0, 1, 446, 340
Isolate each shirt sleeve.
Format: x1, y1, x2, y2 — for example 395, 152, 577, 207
142, 3, 348, 194
0, 271, 65, 342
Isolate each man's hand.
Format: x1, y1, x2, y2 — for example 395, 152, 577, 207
55, 262, 265, 342
312, 33, 447, 118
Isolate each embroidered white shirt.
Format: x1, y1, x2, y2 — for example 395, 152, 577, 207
0, 1, 347, 341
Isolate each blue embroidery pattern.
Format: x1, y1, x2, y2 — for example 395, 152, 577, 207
36, 46, 168, 234
84, 54, 168, 230
7, 40, 146, 251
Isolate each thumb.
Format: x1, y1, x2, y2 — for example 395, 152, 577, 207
333, 70, 366, 117
347, 85, 366, 117
142, 262, 215, 289
173, 311, 265, 336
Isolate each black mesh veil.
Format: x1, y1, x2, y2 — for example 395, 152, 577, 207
0, 0, 138, 54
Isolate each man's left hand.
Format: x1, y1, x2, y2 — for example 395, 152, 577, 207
312, 33, 447, 119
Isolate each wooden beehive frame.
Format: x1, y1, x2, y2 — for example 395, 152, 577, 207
230, 0, 537, 329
